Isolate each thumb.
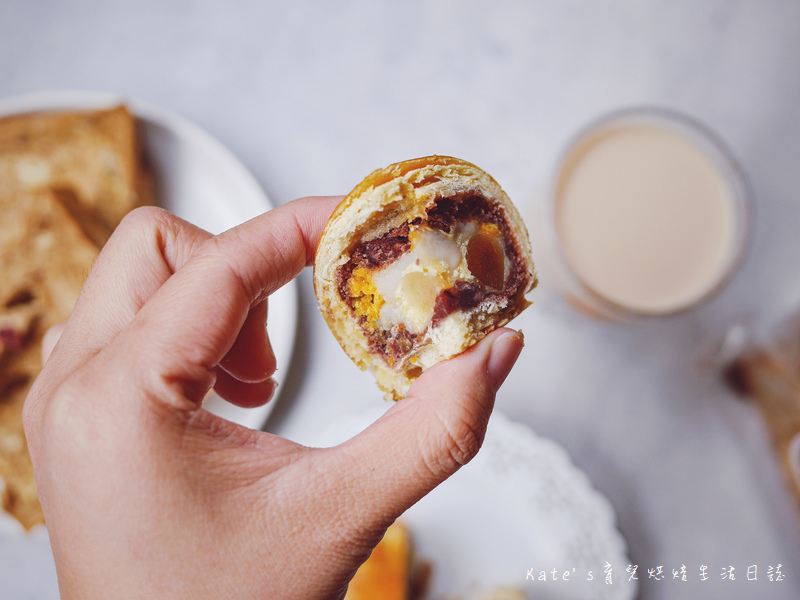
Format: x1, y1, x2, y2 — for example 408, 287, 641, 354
326, 328, 524, 525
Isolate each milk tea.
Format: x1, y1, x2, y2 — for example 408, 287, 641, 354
554, 117, 743, 316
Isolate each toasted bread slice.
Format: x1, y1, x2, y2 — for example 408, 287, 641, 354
0, 342, 43, 530
726, 351, 800, 508
0, 188, 100, 529
0, 105, 150, 245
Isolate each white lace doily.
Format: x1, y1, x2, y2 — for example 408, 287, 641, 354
315, 409, 637, 600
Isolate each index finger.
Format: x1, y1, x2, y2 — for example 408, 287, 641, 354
108, 195, 341, 404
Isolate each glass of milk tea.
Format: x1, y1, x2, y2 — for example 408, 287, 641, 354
546, 108, 750, 320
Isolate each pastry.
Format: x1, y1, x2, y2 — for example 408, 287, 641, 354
315, 156, 536, 400
724, 319, 800, 508
0, 103, 152, 529
0, 104, 152, 246
345, 521, 414, 600
0, 188, 100, 529
478, 588, 528, 600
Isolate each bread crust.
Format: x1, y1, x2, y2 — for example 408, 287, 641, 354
0, 105, 151, 245
314, 156, 536, 400
0, 104, 150, 529
0, 189, 100, 529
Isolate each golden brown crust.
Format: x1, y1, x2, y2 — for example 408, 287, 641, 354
0, 105, 149, 245
0, 189, 100, 529
0, 104, 153, 529
314, 156, 536, 400
726, 352, 800, 509
344, 521, 412, 600
346, 155, 468, 200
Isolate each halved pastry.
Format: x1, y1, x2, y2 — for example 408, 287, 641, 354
314, 156, 536, 400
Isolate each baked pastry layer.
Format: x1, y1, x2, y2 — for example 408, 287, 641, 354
344, 521, 412, 600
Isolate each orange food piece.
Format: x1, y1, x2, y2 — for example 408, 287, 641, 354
466, 227, 505, 290
345, 521, 411, 600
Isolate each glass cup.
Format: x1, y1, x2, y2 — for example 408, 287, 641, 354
536, 107, 751, 321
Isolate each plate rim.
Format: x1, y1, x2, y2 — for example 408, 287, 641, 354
0, 89, 298, 432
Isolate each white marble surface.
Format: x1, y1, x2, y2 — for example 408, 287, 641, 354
2, 1, 800, 598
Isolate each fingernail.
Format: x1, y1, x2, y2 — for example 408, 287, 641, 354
41, 323, 66, 364
487, 330, 524, 391
266, 377, 279, 400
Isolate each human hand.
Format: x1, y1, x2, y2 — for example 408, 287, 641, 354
23, 196, 524, 600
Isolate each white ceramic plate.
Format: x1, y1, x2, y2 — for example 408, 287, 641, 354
315, 409, 637, 600
0, 90, 297, 432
